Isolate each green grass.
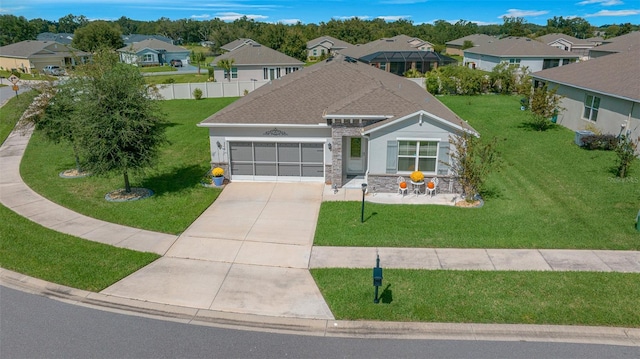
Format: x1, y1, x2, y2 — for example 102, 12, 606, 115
140, 66, 177, 73
311, 269, 640, 327
20, 97, 239, 234
0, 94, 159, 291
314, 95, 640, 250
145, 73, 210, 85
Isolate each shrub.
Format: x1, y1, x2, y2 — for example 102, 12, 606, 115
193, 88, 203, 100
615, 134, 638, 178
163, 78, 175, 84
581, 134, 617, 151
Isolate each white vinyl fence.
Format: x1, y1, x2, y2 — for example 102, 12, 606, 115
155, 80, 270, 100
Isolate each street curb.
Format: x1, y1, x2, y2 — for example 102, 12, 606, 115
2, 268, 639, 347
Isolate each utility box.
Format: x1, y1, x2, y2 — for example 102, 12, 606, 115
575, 130, 595, 147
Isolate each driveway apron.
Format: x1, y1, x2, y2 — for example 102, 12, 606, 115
101, 182, 334, 319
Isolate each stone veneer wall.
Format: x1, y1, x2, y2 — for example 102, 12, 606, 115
365, 174, 462, 195
330, 124, 365, 188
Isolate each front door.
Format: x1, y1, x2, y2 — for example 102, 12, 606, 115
346, 137, 366, 175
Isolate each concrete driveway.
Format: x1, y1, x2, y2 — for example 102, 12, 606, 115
102, 182, 334, 319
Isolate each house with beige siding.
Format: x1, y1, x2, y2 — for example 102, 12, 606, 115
0, 40, 89, 74
463, 36, 579, 72
536, 33, 597, 60
306, 36, 353, 60
211, 42, 303, 82
531, 48, 640, 151
445, 34, 496, 56
198, 55, 476, 192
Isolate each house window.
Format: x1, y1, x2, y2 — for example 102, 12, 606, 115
583, 94, 600, 122
263, 68, 268, 80
285, 67, 299, 74
224, 67, 238, 80
508, 58, 521, 66
543, 59, 560, 69
313, 49, 317, 56
142, 54, 154, 62
397, 140, 438, 173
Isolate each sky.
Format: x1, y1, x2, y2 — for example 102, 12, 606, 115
2, 0, 640, 27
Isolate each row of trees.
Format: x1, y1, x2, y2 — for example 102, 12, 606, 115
2, 13, 638, 59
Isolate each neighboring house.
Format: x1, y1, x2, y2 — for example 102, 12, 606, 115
536, 33, 596, 60
588, 31, 640, 58
220, 38, 258, 52
340, 34, 454, 76
198, 54, 477, 192
117, 39, 190, 66
306, 35, 353, 60
585, 36, 604, 46
122, 34, 174, 46
211, 42, 303, 82
463, 36, 579, 72
445, 34, 496, 56
0, 40, 90, 74
531, 48, 640, 151
36, 32, 74, 45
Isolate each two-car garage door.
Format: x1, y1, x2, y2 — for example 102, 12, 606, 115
229, 141, 325, 181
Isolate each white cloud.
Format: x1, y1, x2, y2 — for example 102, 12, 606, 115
333, 15, 371, 20
277, 18, 301, 24
577, 0, 623, 5
585, 9, 640, 17
191, 14, 211, 19
377, 15, 411, 21
215, 12, 268, 21
498, 9, 550, 18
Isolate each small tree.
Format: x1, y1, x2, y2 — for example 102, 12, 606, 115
76, 49, 168, 193
448, 131, 500, 201
216, 58, 235, 82
190, 50, 207, 75
527, 83, 564, 131
193, 88, 203, 100
615, 134, 638, 178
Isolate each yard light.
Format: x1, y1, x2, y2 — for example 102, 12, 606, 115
360, 183, 367, 223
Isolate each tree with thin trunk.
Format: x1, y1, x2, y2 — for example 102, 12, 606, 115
75, 49, 167, 193
190, 50, 206, 75
216, 58, 235, 81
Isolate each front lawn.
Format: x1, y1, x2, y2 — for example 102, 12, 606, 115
20, 97, 238, 234
314, 95, 639, 249
1, 94, 159, 291
312, 269, 640, 327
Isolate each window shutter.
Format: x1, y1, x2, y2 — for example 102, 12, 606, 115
386, 141, 398, 173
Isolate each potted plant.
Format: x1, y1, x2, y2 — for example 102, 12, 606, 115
409, 170, 424, 183
211, 167, 225, 186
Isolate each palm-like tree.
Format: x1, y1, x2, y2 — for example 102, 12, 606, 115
216, 58, 235, 81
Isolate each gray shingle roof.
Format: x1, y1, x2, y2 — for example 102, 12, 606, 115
306, 36, 353, 50
200, 54, 474, 134
589, 31, 640, 54
536, 33, 593, 46
212, 43, 304, 66
0, 40, 88, 58
464, 36, 580, 58
445, 34, 496, 47
36, 32, 74, 44
341, 35, 433, 59
220, 38, 258, 52
532, 48, 640, 102
117, 39, 188, 53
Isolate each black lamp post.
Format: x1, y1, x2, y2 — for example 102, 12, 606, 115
360, 183, 367, 223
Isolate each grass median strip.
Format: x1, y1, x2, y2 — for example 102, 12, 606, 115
311, 268, 640, 327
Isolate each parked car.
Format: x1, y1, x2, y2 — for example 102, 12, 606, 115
170, 59, 183, 67
42, 65, 64, 76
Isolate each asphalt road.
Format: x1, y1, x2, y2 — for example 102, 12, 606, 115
2, 286, 638, 359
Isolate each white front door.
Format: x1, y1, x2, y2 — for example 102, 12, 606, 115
346, 137, 366, 175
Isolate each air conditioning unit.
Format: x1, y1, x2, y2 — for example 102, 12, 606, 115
574, 130, 595, 146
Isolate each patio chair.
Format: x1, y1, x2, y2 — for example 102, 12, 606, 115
426, 177, 439, 197
397, 176, 408, 197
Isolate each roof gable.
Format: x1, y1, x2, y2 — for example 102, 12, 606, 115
200, 54, 474, 134
0, 40, 87, 58
464, 36, 580, 58
213, 43, 304, 66
306, 36, 353, 50
446, 34, 496, 47
532, 48, 640, 102
220, 38, 258, 52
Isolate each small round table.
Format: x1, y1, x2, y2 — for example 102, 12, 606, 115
410, 181, 424, 196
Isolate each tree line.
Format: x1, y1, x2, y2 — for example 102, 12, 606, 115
1, 13, 638, 61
